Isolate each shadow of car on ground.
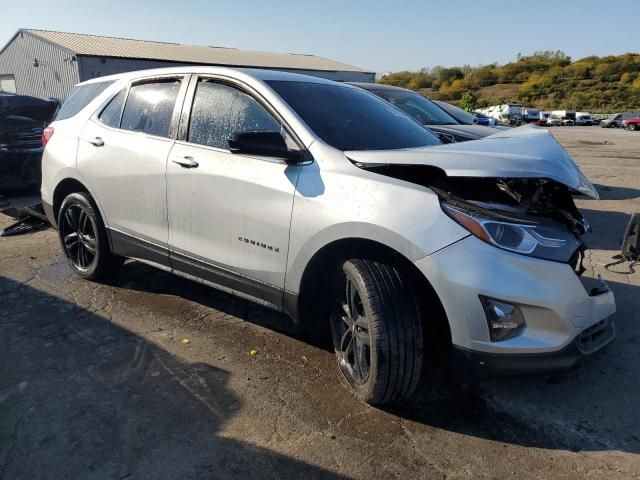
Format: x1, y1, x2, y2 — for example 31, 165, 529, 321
0, 275, 345, 480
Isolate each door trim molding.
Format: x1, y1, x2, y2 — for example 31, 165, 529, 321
107, 227, 283, 310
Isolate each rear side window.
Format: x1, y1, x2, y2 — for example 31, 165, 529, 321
98, 89, 126, 128
188, 80, 280, 149
120, 79, 181, 138
56, 81, 114, 120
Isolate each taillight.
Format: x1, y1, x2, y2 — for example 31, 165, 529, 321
42, 126, 54, 147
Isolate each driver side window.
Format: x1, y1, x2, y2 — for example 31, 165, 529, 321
188, 80, 281, 149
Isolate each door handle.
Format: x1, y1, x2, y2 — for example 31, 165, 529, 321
172, 156, 199, 169
87, 136, 104, 147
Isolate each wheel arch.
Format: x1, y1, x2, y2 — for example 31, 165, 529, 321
289, 237, 452, 364
51, 177, 113, 250
53, 178, 89, 221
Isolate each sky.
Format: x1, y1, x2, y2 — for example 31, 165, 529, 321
2, 0, 638, 73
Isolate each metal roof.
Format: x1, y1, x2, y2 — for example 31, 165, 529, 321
19, 29, 372, 74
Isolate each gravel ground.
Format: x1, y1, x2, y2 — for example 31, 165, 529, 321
1, 126, 639, 479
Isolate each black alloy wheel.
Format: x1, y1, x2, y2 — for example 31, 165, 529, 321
57, 192, 123, 280
60, 202, 97, 272
330, 259, 423, 405
333, 274, 372, 386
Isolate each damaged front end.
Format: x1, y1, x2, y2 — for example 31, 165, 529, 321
348, 126, 596, 274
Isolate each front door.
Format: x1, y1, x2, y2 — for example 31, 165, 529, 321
166, 78, 301, 308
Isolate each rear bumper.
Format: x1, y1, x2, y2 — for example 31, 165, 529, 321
452, 316, 615, 382
42, 200, 56, 229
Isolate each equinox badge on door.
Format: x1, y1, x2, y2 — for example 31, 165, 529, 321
237, 236, 280, 253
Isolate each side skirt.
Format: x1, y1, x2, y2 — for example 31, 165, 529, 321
108, 227, 284, 311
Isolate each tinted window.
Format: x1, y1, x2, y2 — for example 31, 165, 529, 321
98, 89, 126, 128
435, 101, 477, 125
120, 79, 181, 137
267, 81, 440, 151
56, 81, 114, 120
188, 80, 280, 149
370, 89, 457, 126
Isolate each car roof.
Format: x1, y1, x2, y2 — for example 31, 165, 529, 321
78, 66, 341, 87
348, 82, 414, 93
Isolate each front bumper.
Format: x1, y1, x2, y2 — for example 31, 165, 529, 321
415, 236, 616, 373
451, 317, 615, 382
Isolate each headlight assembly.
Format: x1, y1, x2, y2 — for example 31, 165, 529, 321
442, 203, 582, 262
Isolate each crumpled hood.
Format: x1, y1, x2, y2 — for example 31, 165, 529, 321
346, 125, 599, 198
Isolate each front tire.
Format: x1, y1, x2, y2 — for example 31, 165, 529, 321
628, 123, 637, 131
330, 259, 423, 405
57, 192, 122, 280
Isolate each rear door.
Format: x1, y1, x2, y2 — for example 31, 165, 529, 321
77, 76, 188, 265
166, 76, 301, 308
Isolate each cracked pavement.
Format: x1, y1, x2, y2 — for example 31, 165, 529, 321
1, 127, 639, 479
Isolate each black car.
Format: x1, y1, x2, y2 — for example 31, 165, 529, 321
350, 83, 503, 142
0, 94, 59, 191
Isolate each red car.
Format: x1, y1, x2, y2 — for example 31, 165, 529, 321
623, 116, 640, 131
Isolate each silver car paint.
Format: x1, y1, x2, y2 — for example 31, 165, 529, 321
345, 125, 599, 199
42, 66, 614, 358
416, 236, 615, 354
166, 140, 302, 288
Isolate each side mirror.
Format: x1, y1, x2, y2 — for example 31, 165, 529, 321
228, 131, 300, 162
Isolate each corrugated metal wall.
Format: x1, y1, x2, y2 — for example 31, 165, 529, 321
0, 31, 80, 100
78, 56, 374, 83
0, 30, 374, 101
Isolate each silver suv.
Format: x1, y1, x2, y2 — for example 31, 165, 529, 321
42, 67, 616, 405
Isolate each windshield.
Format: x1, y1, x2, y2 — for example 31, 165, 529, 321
367, 89, 457, 126
435, 101, 478, 125
267, 80, 440, 151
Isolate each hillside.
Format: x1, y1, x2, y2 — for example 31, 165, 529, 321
378, 51, 640, 112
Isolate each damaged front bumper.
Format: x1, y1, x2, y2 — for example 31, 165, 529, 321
415, 235, 616, 381
451, 316, 615, 382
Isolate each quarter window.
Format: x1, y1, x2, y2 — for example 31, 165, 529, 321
98, 89, 126, 128
120, 79, 181, 138
188, 80, 281, 149
56, 80, 114, 121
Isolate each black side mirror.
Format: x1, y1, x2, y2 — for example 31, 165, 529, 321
228, 131, 300, 162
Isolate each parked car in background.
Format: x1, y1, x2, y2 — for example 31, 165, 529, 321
42, 67, 616, 405
575, 112, 593, 126
539, 111, 551, 126
522, 108, 540, 124
601, 112, 640, 128
546, 115, 562, 127
623, 116, 640, 131
0, 93, 59, 191
551, 110, 576, 126
476, 104, 524, 125
352, 83, 504, 142
471, 111, 497, 126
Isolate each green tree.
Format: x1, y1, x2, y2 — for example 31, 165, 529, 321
459, 91, 478, 111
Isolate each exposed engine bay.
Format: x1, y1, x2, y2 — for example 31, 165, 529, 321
358, 163, 590, 274
346, 126, 601, 274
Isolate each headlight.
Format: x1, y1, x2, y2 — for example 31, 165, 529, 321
442, 203, 581, 262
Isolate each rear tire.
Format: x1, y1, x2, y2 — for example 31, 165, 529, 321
57, 192, 123, 280
329, 259, 423, 405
